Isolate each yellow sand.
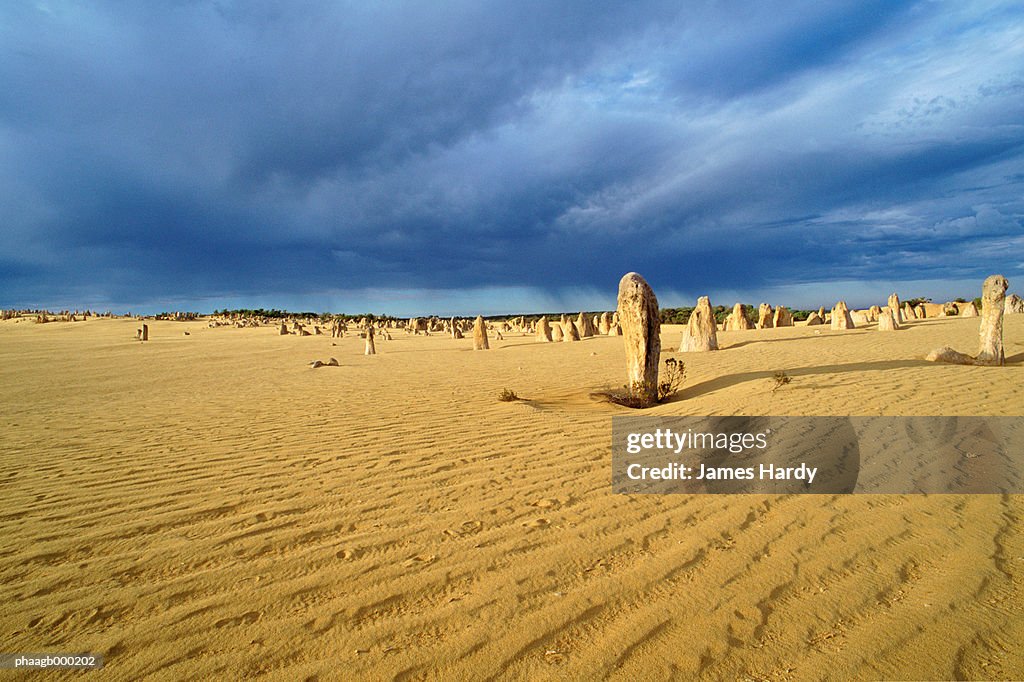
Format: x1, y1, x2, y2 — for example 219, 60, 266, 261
1, 314, 1023, 680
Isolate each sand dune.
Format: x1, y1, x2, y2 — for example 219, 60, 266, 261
1, 314, 1023, 679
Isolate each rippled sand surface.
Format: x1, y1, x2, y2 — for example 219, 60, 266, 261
1, 314, 1022, 679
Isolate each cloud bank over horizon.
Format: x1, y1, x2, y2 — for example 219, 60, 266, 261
2, 1, 1022, 314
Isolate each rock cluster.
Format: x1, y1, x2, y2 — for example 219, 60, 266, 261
926, 275, 1008, 366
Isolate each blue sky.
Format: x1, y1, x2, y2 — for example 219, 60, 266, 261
1, 1, 1022, 315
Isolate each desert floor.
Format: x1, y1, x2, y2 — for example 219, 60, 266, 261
1, 313, 1023, 680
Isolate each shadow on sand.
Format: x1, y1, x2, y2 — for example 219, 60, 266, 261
681, 359, 933, 400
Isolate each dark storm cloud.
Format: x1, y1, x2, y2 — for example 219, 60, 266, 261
660, 0, 919, 99
1, 0, 1022, 313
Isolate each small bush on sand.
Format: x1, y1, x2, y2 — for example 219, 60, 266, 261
600, 357, 686, 409
658, 358, 686, 401
772, 370, 792, 393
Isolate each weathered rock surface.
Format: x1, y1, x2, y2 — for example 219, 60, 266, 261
473, 315, 489, 350
617, 273, 661, 405
680, 296, 719, 352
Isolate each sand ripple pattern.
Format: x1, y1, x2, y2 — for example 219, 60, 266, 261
1, 316, 1022, 679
